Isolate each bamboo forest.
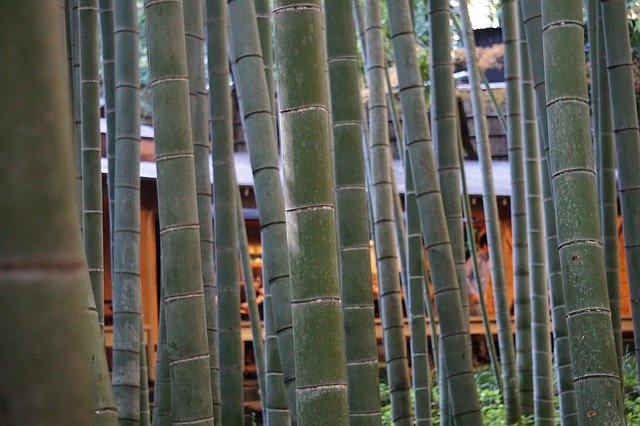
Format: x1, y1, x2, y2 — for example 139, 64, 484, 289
8, 0, 640, 424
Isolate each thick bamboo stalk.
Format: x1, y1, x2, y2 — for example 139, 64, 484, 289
364, 0, 413, 423
595, 3, 623, 382
188, 2, 222, 418
0, 3, 116, 422
519, 2, 578, 422
325, 0, 382, 423
517, 13, 554, 424
144, 0, 214, 423
273, 1, 351, 423
600, 0, 640, 379
457, 1, 521, 422
112, 1, 143, 421
541, 1, 625, 422
79, 0, 104, 328
385, 1, 481, 422
227, 1, 298, 419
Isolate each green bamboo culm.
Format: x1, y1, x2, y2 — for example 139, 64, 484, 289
429, 0, 469, 328
502, 0, 533, 418
517, 13, 555, 425
227, 1, 298, 419
595, 2, 623, 382
273, 1, 350, 423
428, 8, 469, 419
254, 0, 277, 128
600, 0, 640, 377
406, 158, 432, 426
237, 197, 266, 410
0, 3, 116, 422
69, 0, 83, 222
458, 1, 521, 422
519, 2, 578, 422
251, 0, 292, 423
112, 0, 143, 422
98, 0, 115, 273
541, 0, 625, 422
79, 0, 105, 328
364, 0, 413, 423
385, 1, 481, 422
204, 0, 244, 422
193, 1, 223, 420
144, 0, 214, 423
324, 0, 382, 422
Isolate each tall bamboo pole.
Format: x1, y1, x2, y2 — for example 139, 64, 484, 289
541, 1, 625, 422
98, 0, 115, 279
406, 158, 432, 426
69, 0, 83, 223
251, 1, 292, 423
600, 0, 640, 378
429, 0, 469, 327
203, 0, 245, 421
227, 0, 297, 418
0, 3, 116, 423
144, 0, 214, 423
501, 0, 533, 417
458, 1, 520, 421
189, 1, 222, 418
385, 1, 481, 422
325, 0, 382, 422
517, 12, 554, 424
519, 2, 578, 422
112, 1, 143, 421
273, 1, 350, 423
79, 0, 104, 328
364, 0, 413, 423
595, 2, 623, 382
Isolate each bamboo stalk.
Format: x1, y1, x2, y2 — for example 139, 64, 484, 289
518, 2, 578, 422
188, 1, 222, 418
364, 0, 413, 422
273, 1, 350, 422
457, 1, 521, 421
112, 1, 143, 421
325, 0, 382, 422
385, 1, 481, 422
517, 11, 554, 424
144, 0, 214, 422
541, 1, 625, 422
600, 0, 640, 381
237, 196, 266, 410
594, 1, 623, 383
0, 3, 116, 422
